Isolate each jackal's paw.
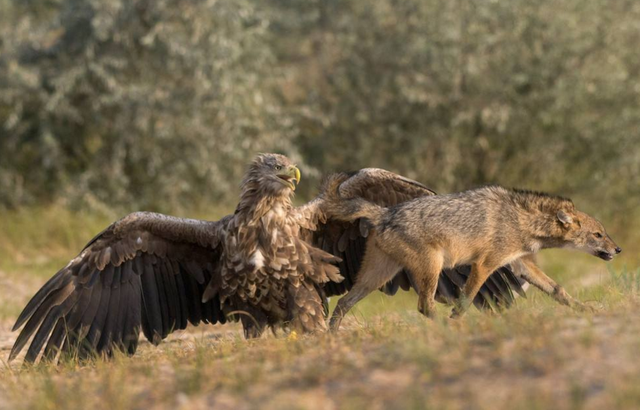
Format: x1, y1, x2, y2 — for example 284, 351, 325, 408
449, 307, 465, 319
417, 302, 437, 320
573, 301, 597, 313
328, 318, 342, 333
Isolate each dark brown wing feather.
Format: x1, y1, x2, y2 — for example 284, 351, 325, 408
10, 212, 232, 363
297, 169, 526, 310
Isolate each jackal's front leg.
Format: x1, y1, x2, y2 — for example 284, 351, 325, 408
518, 256, 592, 312
408, 251, 444, 319
330, 241, 402, 331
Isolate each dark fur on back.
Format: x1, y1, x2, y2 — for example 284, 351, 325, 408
497, 186, 575, 213
508, 187, 572, 204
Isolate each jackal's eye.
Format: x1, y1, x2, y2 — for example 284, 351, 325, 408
594, 232, 603, 239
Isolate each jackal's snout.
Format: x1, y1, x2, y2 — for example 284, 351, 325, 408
596, 251, 614, 261
563, 211, 620, 262
594, 234, 620, 261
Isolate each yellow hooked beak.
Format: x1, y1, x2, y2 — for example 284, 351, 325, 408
276, 165, 301, 190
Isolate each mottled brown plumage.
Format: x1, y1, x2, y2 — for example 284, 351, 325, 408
213, 155, 342, 336
10, 155, 525, 363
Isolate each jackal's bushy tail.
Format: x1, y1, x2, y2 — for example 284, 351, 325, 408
321, 173, 385, 225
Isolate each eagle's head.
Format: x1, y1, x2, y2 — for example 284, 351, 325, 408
242, 153, 301, 198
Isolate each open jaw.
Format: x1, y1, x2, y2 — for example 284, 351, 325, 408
277, 175, 298, 190
596, 250, 614, 261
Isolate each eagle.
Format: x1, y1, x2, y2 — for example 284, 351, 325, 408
10, 153, 525, 363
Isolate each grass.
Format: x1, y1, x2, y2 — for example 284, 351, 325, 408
0, 206, 638, 409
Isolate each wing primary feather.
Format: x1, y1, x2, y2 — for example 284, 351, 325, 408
121, 260, 135, 284
111, 266, 122, 288
435, 273, 458, 302
182, 267, 203, 325
383, 279, 400, 296
101, 265, 115, 287
347, 239, 362, 286
110, 278, 130, 351
442, 267, 468, 289
487, 271, 514, 306
140, 293, 152, 345
76, 279, 103, 339
9, 282, 75, 361
141, 256, 163, 343
396, 271, 413, 292
478, 271, 511, 308
502, 266, 527, 298
133, 255, 145, 277
84, 279, 112, 355
12, 270, 68, 331
173, 262, 189, 330
44, 284, 96, 360
125, 279, 142, 355
25, 291, 81, 363
185, 260, 205, 284
42, 318, 67, 363
160, 261, 178, 335
153, 261, 171, 338
210, 295, 224, 325
199, 279, 215, 324
86, 269, 101, 287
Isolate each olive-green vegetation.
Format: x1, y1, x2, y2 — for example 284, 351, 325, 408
1, 0, 639, 408
0, 0, 638, 219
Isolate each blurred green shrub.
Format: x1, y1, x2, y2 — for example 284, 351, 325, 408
1, 0, 638, 220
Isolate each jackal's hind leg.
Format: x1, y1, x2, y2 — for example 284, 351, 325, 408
450, 262, 495, 318
518, 256, 592, 312
329, 245, 402, 331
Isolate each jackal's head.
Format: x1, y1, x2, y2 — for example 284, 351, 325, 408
557, 210, 621, 261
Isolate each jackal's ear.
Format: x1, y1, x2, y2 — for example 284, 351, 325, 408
557, 210, 573, 226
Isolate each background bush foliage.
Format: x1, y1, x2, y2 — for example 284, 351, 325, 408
1, 0, 638, 221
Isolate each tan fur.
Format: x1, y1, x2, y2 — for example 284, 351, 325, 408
327, 185, 621, 324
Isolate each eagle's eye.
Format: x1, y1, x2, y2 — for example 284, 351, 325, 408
274, 165, 282, 171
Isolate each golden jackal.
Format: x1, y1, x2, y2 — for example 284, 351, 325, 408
325, 182, 621, 327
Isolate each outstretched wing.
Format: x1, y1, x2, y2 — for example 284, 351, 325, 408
296, 168, 526, 309
10, 212, 232, 363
